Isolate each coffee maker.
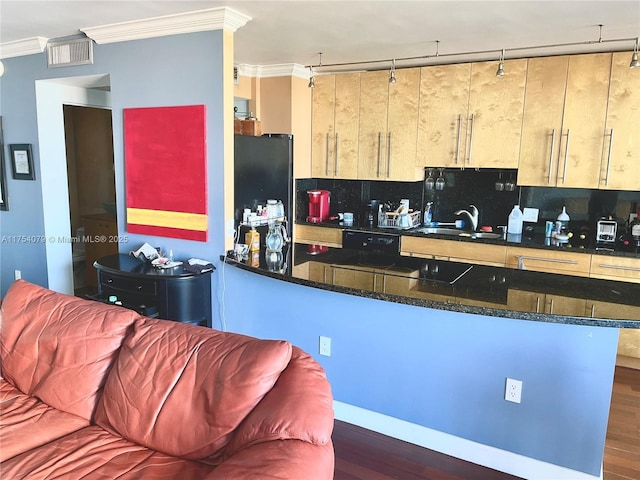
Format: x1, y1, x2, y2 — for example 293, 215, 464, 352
307, 190, 331, 223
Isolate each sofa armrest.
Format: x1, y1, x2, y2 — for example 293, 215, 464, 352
205, 439, 334, 480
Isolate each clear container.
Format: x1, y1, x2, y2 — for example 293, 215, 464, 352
507, 205, 523, 235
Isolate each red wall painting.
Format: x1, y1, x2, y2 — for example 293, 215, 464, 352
124, 105, 207, 241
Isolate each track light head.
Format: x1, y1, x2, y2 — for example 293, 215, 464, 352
496, 49, 505, 77
631, 39, 640, 69
308, 66, 315, 88
389, 58, 397, 84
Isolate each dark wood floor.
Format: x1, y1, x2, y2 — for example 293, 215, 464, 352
333, 366, 640, 480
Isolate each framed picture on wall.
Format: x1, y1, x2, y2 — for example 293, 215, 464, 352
10, 143, 34, 180
0, 117, 7, 210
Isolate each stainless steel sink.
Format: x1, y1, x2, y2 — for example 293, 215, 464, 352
413, 227, 463, 235
459, 232, 503, 239
412, 227, 503, 240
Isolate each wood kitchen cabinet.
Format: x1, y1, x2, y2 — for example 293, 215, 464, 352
518, 53, 612, 187
589, 254, 640, 284
467, 59, 527, 169
417, 63, 471, 168
507, 289, 586, 316
311, 73, 360, 178
505, 246, 591, 277
358, 68, 422, 181
401, 236, 506, 267
600, 51, 640, 190
587, 300, 640, 361
417, 59, 526, 170
295, 225, 342, 247
84, 213, 118, 288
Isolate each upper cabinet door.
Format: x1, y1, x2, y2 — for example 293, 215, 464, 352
387, 67, 422, 181
559, 53, 611, 188
518, 56, 570, 186
468, 59, 527, 169
358, 70, 390, 180
601, 51, 640, 190
417, 63, 471, 168
311, 75, 336, 178
334, 73, 361, 179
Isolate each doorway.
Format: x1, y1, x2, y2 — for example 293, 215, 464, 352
63, 105, 117, 296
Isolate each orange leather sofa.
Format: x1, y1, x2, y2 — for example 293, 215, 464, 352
0, 280, 334, 479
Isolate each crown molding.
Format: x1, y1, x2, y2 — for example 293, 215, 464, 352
81, 7, 252, 45
236, 63, 309, 80
0, 37, 48, 59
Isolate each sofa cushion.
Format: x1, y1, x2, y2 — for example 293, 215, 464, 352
0, 425, 215, 479
0, 280, 141, 421
0, 280, 140, 421
225, 347, 334, 457
95, 318, 293, 461
0, 379, 89, 462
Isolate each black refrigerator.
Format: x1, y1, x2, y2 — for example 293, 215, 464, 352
234, 134, 293, 244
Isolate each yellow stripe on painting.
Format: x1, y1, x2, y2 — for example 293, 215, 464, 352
127, 208, 207, 231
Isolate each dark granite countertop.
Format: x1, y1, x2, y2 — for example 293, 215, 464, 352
222, 242, 640, 329
296, 220, 640, 259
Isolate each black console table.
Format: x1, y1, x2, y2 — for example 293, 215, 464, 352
93, 254, 212, 328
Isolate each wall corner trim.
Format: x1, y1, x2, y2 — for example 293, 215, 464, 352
0, 37, 48, 59
81, 7, 252, 45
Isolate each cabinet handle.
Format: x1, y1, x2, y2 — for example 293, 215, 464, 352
560, 129, 570, 185
548, 129, 556, 185
603, 129, 614, 187
467, 114, 475, 165
325, 133, 331, 176
598, 263, 640, 272
377, 132, 383, 177
591, 304, 596, 318
516, 255, 578, 270
387, 132, 392, 178
549, 298, 555, 314
334, 133, 339, 176
373, 274, 377, 292
331, 267, 336, 284
455, 114, 462, 165
323, 266, 328, 284
383, 274, 387, 293
535, 297, 541, 314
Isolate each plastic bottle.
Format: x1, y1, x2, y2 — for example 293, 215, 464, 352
245, 228, 260, 251
423, 202, 433, 226
507, 205, 523, 234
557, 206, 570, 233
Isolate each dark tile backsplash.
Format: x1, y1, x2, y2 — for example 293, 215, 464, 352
296, 170, 639, 230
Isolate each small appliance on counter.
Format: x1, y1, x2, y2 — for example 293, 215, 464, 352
595, 217, 617, 250
307, 190, 331, 223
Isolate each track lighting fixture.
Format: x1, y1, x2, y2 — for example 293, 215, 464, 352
308, 52, 323, 88
389, 58, 397, 84
631, 38, 640, 69
496, 49, 505, 77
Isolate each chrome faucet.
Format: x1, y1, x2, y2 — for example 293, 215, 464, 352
454, 204, 479, 231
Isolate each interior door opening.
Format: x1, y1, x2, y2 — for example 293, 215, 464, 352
63, 104, 117, 297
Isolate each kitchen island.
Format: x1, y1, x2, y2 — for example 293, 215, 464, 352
223, 242, 640, 330
221, 240, 626, 479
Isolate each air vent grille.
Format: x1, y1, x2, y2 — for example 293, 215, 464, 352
47, 38, 93, 68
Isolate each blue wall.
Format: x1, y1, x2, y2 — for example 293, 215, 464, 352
0, 31, 225, 296
219, 264, 617, 476
0, 30, 619, 478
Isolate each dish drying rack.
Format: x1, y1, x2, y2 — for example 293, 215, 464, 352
378, 210, 421, 230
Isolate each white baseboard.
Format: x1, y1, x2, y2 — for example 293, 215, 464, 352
334, 401, 603, 480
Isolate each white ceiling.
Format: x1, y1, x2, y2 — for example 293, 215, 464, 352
1, 1, 639, 72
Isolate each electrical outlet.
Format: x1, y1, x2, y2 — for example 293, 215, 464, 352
505, 378, 523, 403
319, 336, 331, 357
14, 270, 21, 280
226, 218, 235, 238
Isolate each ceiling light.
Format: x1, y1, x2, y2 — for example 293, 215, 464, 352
496, 49, 505, 77
631, 38, 640, 69
389, 58, 397, 84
